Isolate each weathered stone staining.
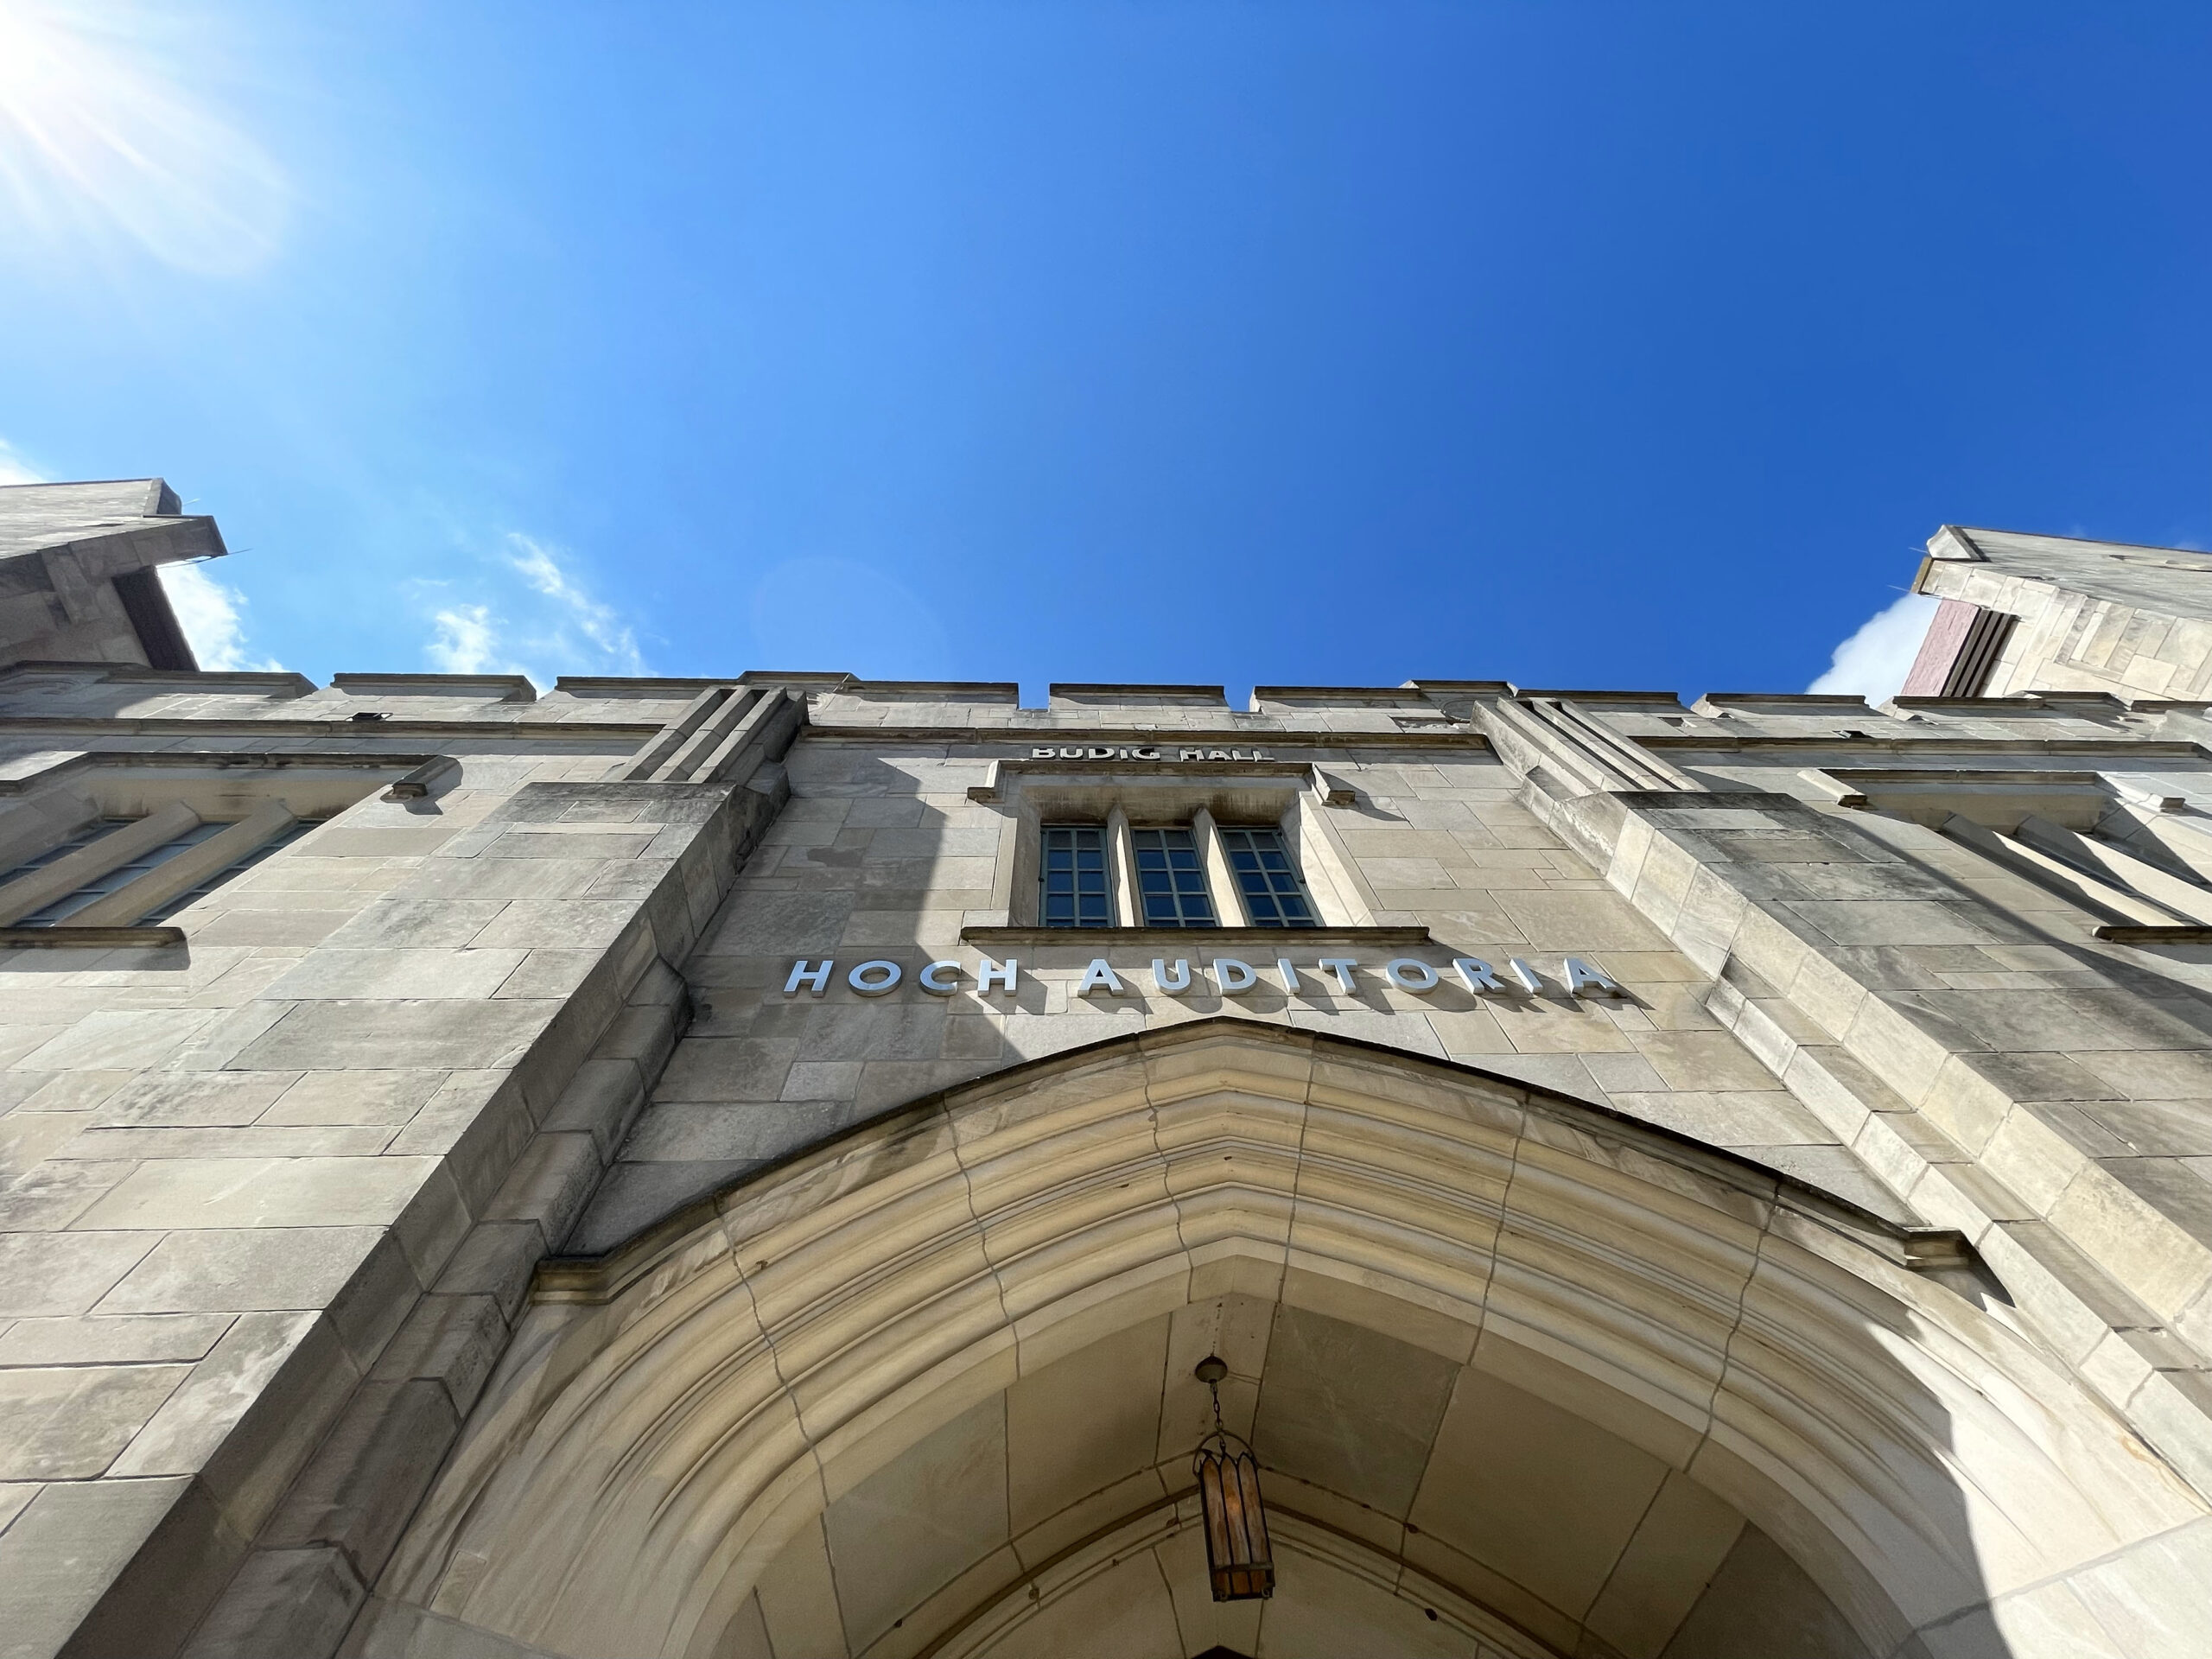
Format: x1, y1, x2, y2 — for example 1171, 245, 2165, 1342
5, 489, 2212, 1656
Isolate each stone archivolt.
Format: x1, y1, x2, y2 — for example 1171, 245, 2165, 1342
368, 1021, 2203, 1659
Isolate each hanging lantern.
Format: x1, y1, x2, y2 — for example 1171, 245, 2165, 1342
1191, 1356, 1274, 1601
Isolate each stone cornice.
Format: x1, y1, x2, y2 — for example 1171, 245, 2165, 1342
800, 722, 1494, 750
0, 925, 182, 948
1640, 733, 2207, 759
0, 748, 451, 793
0, 715, 662, 741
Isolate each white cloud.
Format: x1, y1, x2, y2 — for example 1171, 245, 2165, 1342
506, 535, 645, 675
1808, 591, 1940, 703
158, 558, 279, 671
426, 604, 498, 676
0, 437, 44, 484
412, 534, 648, 688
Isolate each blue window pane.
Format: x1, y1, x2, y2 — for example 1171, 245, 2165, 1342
145, 822, 313, 922
1128, 827, 1217, 926
1040, 823, 1111, 929
8, 817, 314, 929
1217, 825, 1318, 929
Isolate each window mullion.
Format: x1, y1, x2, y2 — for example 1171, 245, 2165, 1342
1189, 807, 1243, 927
1106, 804, 1141, 928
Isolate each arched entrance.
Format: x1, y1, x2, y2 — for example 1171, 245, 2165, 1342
365, 1020, 2206, 1658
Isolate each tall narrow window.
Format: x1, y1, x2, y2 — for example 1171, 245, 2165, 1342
1131, 827, 1217, 927
1039, 823, 1112, 928
0, 816, 311, 928
140, 823, 311, 921
1217, 826, 1318, 927
5, 819, 225, 926
0, 817, 127, 883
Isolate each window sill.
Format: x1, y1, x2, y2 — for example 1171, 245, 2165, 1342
0, 925, 186, 949
961, 925, 1432, 947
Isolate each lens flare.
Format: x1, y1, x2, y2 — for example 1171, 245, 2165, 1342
0, 0, 286, 276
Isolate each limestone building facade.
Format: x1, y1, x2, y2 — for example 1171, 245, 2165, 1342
2, 482, 2212, 1657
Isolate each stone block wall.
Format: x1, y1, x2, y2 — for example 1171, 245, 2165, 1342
18, 658, 2212, 1655
574, 737, 1844, 1254
0, 764, 783, 1657
1529, 777, 2212, 1494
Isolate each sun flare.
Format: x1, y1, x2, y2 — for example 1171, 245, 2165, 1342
0, 0, 286, 276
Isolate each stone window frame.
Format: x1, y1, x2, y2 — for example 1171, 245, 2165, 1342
0, 749, 454, 942
980, 755, 1371, 930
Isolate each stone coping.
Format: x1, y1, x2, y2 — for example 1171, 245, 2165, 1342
1697, 692, 1878, 708
1511, 688, 1688, 703
328, 672, 537, 702
0, 662, 316, 695
1048, 682, 1227, 701
552, 675, 730, 696
1251, 684, 1437, 702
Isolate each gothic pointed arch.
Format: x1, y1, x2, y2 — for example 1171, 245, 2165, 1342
364, 1019, 2206, 1659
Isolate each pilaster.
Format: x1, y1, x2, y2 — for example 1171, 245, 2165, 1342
0, 772, 785, 1659
1522, 776, 2212, 1496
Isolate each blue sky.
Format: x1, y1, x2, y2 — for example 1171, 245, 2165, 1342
3, 3, 2210, 702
